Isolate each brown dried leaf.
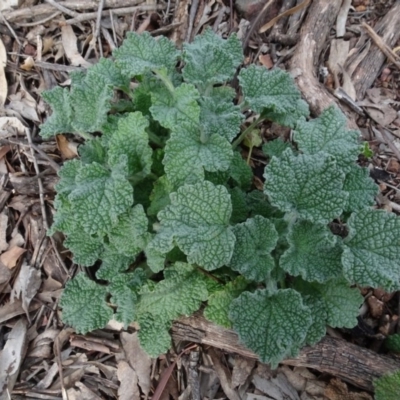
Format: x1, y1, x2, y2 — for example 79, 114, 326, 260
118, 360, 141, 400
61, 25, 92, 68
0, 319, 28, 397
67, 382, 103, 400
0, 210, 8, 252
0, 116, 28, 138
0, 38, 7, 107
324, 378, 372, 400
10, 262, 41, 317
56, 134, 79, 159
121, 331, 152, 396
231, 355, 256, 388
0, 246, 26, 268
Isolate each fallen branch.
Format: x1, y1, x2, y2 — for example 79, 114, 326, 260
172, 313, 400, 392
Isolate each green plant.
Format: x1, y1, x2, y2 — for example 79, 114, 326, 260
41, 29, 400, 368
374, 370, 400, 400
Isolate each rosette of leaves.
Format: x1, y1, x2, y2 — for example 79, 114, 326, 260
41, 28, 399, 367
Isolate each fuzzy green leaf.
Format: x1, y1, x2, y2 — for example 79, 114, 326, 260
40, 87, 73, 138
229, 151, 253, 190
150, 83, 200, 131
229, 187, 249, 224
68, 161, 133, 235
343, 164, 378, 212
88, 57, 130, 90
70, 73, 113, 133
262, 138, 293, 159
294, 106, 360, 171
163, 123, 233, 186
96, 249, 135, 281
239, 65, 308, 117
108, 205, 149, 257
294, 279, 362, 345
79, 138, 107, 165
264, 150, 347, 223
374, 370, 400, 400
204, 276, 248, 328
230, 216, 279, 282
263, 99, 309, 128
385, 334, 400, 353
280, 220, 343, 283
64, 230, 103, 266
113, 31, 179, 77
60, 273, 112, 334
342, 209, 400, 291
199, 86, 244, 142
230, 289, 312, 368
152, 181, 235, 270
107, 112, 152, 177
182, 28, 243, 88
109, 269, 147, 326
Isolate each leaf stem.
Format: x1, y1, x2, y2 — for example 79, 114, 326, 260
232, 116, 263, 149
153, 69, 175, 94
147, 129, 165, 147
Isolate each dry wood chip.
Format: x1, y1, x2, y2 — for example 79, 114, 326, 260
61, 24, 92, 68
120, 331, 152, 397
117, 360, 141, 400
0, 319, 28, 398
0, 245, 26, 268
231, 355, 256, 388
0, 38, 7, 107
0, 210, 8, 252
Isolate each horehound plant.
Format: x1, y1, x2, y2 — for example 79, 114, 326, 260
40, 28, 399, 368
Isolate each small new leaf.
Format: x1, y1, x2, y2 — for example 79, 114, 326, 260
230, 216, 278, 282
204, 276, 248, 328
230, 288, 312, 368
264, 150, 347, 223
60, 273, 112, 334
342, 209, 400, 291
152, 181, 235, 270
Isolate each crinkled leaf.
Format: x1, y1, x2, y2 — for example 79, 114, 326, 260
182, 28, 243, 87
343, 164, 378, 212
263, 99, 309, 128
262, 138, 293, 159
239, 65, 307, 116
385, 334, 400, 353
40, 87, 73, 138
96, 248, 135, 281
68, 161, 133, 235
264, 150, 347, 223
199, 86, 244, 142
342, 209, 400, 291
204, 276, 248, 328
109, 269, 147, 326
70, 73, 113, 133
280, 220, 343, 282
150, 83, 200, 131
229, 187, 249, 224
88, 57, 130, 90
229, 151, 252, 190
152, 181, 235, 270
113, 32, 179, 77
107, 112, 152, 177
108, 205, 149, 257
137, 313, 172, 358
55, 159, 82, 195
148, 175, 173, 216
246, 190, 283, 219
230, 288, 312, 368
79, 138, 107, 165
64, 230, 104, 266
294, 106, 360, 171
294, 278, 362, 345
230, 216, 278, 282
374, 370, 400, 400
163, 123, 233, 186
60, 273, 112, 334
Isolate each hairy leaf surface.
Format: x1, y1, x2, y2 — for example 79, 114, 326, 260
230, 216, 278, 282
342, 209, 400, 291
230, 289, 312, 368
152, 181, 235, 270
264, 150, 347, 223
280, 220, 343, 282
